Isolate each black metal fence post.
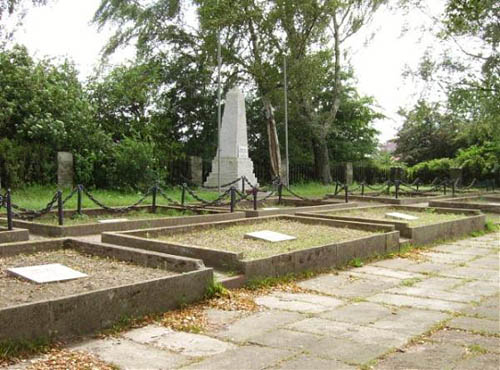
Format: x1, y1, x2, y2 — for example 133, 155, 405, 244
278, 183, 283, 204
387, 181, 391, 195
361, 182, 365, 196
253, 187, 258, 210
152, 185, 157, 214
395, 180, 400, 199
345, 185, 349, 203
416, 181, 419, 192
57, 190, 64, 226
181, 184, 186, 206
241, 177, 245, 194
334, 181, 339, 196
230, 187, 236, 213
452, 181, 455, 197
6, 189, 13, 231
443, 182, 447, 195
77, 184, 82, 215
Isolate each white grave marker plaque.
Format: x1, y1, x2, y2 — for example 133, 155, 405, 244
385, 212, 419, 221
244, 230, 296, 243
262, 207, 280, 211
98, 218, 129, 224
7, 263, 87, 284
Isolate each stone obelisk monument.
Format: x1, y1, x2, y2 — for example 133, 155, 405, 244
204, 87, 259, 190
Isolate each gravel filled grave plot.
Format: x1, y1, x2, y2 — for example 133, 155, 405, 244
2, 206, 244, 237
0, 239, 212, 342
159, 219, 374, 259
299, 205, 485, 246
429, 195, 500, 214
323, 207, 468, 227
35, 207, 198, 225
0, 249, 173, 308
102, 215, 399, 281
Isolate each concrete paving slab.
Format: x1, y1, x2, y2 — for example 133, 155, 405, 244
374, 342, 465, 370
411, 276, 463, 291
309, 336, 390, 365
269, 354, 356, 370
452, 280, 500, 296
467, 255, 500, 270
460, 297, 500, 320
441, 266, 500, 282
248, 328, 322, 350
123, 325, 236, 357
255, 292, 344, 313
71, 338, 190, 369
453, 353, 500, 370
448, 316, 500, 335
349, 265, 426, 280
214, 310, 305, 343
367, 293, 469, 312
179, 345, 293, 370
386, 286, 480, 303
298, 272, 400, 298
430, 329, 500, 353
369, 307, 449, 335
420, 251, 475, 264
371, 257, 421, 270
204, 309, 246, 331
432, 245, 493, 256
319, 301, 394, 325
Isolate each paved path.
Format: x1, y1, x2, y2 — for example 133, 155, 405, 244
12, 233, 500, 369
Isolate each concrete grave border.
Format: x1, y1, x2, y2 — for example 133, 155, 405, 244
429, 194, 500, 214
101, 215, 400, 281
1, 205, 245, 237
207, 197, 361, 217
325, 193, 455, 205
298, 205, 485, 246
0, 238, 212, 342
0, 226, 29, 244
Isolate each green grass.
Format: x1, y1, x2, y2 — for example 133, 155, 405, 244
2, 184, 220, 211
0, 337, 51, 362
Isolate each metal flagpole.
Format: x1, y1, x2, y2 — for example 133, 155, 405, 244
284, 54, 289, 186
217, 0, 222, 193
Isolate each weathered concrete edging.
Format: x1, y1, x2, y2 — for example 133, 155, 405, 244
429, 196, 500, 214
1, 209, 246, 237
0, 227, 29, 244
0, 239, 212, 342
102, 215, 399, 278
325, 193, 453, 205
298, 205, 485, 245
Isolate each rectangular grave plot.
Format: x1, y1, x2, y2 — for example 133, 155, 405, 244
0, 238, 211, 342
101, 215, 399, 278
205, 197, 361, 217
298, 205, 485, 245
429, 195, 500, 214
324, 192, 458, 205
1, 205, 245, 237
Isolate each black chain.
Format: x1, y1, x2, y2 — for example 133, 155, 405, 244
201, 177, 243, 190
10, 192, 59, 219
183, 185, 232, 206
82, 186, 152, 213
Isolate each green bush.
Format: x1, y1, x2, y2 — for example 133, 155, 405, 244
407, 158, 454, 183
454, 143, 500, 182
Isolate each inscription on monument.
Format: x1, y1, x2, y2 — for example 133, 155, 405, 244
238, 146, 248, 159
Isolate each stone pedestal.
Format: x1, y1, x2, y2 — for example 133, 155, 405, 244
204, 87, 259, 190
57, 152, 74, 188
188, 156, 203, 186
345, 162, 353, 185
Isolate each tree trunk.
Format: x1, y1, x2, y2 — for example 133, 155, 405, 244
317, 136, 332, 184
263, 97, 281, 179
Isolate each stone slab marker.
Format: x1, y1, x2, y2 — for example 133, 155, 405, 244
345, 162, 353, 185
189, 156, 203, 186
57, 152, 74, 188
204, 87, 259, 190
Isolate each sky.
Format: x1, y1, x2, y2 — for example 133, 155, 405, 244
10, 0, 445, 144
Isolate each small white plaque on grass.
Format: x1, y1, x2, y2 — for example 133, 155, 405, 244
262, 207, 280, 211
244, 230, 296, 243
7, 263, 87, 284
98, 218, 129, 224
385, 212, 419, 221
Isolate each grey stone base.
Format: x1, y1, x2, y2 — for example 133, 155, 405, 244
204, 157, 259, 190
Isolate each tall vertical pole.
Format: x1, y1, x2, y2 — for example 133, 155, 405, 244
284, 54, 289, 186
217, 0, 222, 193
